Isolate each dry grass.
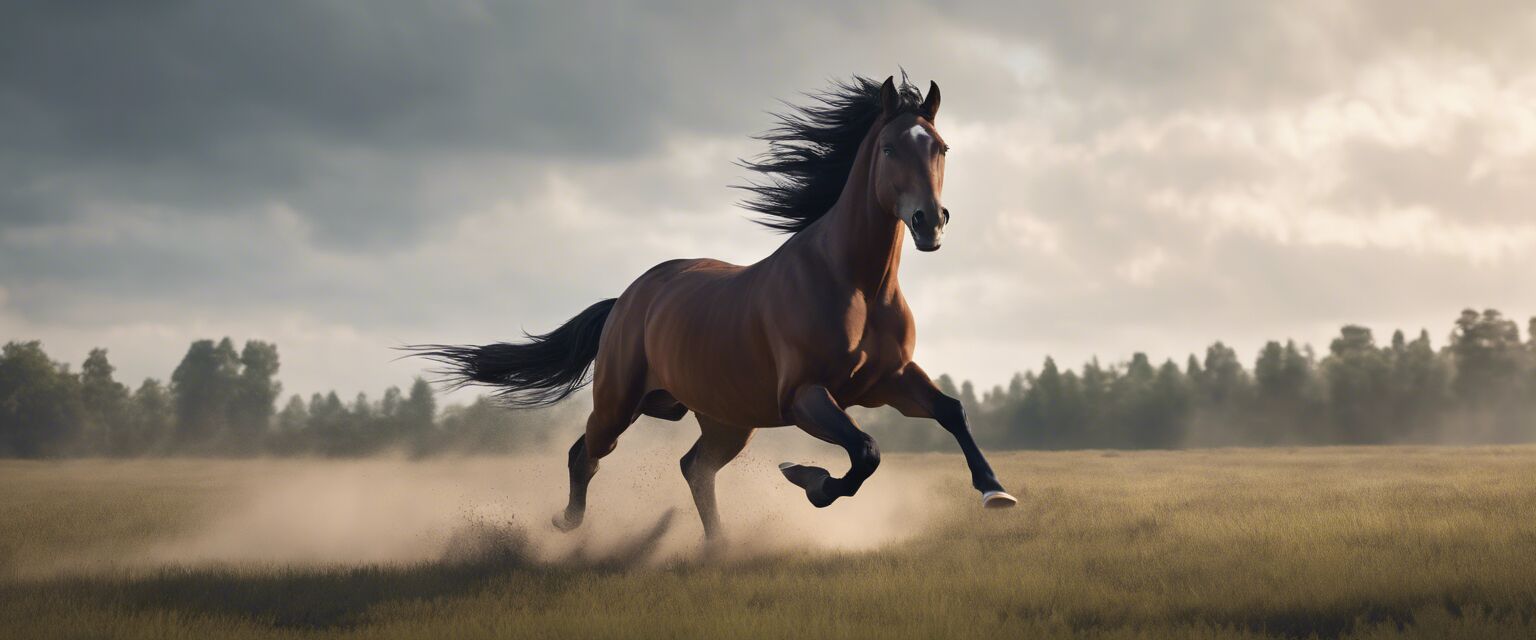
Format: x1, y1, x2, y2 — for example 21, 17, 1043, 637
2, 446, 1535, 639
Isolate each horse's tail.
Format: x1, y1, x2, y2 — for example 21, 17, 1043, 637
405, 298, 617, 407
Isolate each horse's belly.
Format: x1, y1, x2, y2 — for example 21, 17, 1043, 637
648, 344, 784, 427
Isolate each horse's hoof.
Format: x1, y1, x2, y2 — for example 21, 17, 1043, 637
779, 463, 835, 508
551, 511, 583, 532
701, 535, 729, 560
982, 490, 1018, 509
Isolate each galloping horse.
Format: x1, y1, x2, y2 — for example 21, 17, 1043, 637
413, 75, 1016, 541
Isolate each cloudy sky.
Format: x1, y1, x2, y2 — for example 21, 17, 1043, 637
4, 1, 1535, 401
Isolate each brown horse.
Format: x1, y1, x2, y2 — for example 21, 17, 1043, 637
412, 75, 1016, 541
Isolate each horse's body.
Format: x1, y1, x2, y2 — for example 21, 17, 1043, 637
414, 76, 1015, 541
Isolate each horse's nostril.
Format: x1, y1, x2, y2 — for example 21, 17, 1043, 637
941, 208, 950, 224
912, 210, 927, 227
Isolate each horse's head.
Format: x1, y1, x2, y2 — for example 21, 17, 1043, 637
872, 77, 947, 252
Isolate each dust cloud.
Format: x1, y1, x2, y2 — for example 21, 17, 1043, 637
125, 422, 947, 571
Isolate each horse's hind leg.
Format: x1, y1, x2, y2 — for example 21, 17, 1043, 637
553, 434, 598, 531
552, 306, 652, 532
552, 404, 642, 531
779, 385, 880, 508
679, 416, 753, 541
552, 396, 647, 531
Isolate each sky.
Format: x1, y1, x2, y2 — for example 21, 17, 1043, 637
3, 1, 1536, 402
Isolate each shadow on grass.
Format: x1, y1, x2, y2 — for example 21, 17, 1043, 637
0, 510, 679, 631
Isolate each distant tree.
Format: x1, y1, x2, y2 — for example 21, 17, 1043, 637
1253, 340, 1317, 443
228, 341, 281, 452
269, 395, 310, 455
1145, 359, 1193, 448
277, 395, 309, 433
308, 391, 349, 455
351, 392, 385, 453
1254, 341, 1310, 405
1528, 316, 1536, 402
79, 348, 128, 454
171, 338, 242, 448
1014, 358, 1061, 448
1450, 309, 1524, 404
1200, 342, 1250, 407
1386, 329, 1450, 440
399, 378, 437, 454
1108, 353, 1187, 449
980, 383, 1005, 409
1448, 309, 1528, 440
380, 386, 402, 419
1006, 373, 1026, 403
1080, 358, 1111, 440
0, 342, 85, 457
122, 379, 174, 455
1321, 326, 1392, 443
1192, 341, 1252, 442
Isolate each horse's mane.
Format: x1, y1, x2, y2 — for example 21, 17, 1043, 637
737, 74, 927, 234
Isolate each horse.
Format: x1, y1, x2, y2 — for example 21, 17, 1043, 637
410, 75, 1016, 542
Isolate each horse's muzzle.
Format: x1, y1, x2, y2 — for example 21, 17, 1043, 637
908, 208, 945, 251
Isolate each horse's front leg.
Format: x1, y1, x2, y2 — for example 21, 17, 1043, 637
867, 364, 1017, 508
778, 385, 880, 508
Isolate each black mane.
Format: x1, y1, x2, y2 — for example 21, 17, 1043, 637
737, 75, 927, 234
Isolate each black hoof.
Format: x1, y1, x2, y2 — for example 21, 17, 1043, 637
552, 510, 583, 532
779, 463, 836, 508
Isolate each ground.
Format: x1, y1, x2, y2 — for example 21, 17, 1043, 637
2, 445, 1534, 639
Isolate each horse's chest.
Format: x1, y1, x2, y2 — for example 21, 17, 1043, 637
829, 305, 909, 392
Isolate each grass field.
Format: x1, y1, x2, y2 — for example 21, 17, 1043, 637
2, 444, 1535, 639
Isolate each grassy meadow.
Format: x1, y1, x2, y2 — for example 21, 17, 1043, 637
2, 445, 1535, 639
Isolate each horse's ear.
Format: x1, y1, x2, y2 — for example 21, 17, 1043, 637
879, 76, 899, 115
921, 81, 941, 120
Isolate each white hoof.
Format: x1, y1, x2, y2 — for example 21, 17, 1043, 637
982, 490, 1018, 509
778, 462, 795, 471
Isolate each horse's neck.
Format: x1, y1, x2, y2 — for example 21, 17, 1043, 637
804, 123, 905, 301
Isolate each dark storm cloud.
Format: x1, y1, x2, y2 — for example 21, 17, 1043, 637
1, 2, 668, 244
2, 1, 895, 244
0, 0, 1026, 254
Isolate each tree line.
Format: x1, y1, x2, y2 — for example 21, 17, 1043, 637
1, 308, 1533, 457
860, 308, 1536, 451
0, 337, 568, 457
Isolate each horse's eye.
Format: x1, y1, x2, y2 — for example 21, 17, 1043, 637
941, 144, 950, 155
881, 146, 894, 157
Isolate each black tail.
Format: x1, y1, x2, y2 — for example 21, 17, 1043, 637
405, 298, 616, 407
